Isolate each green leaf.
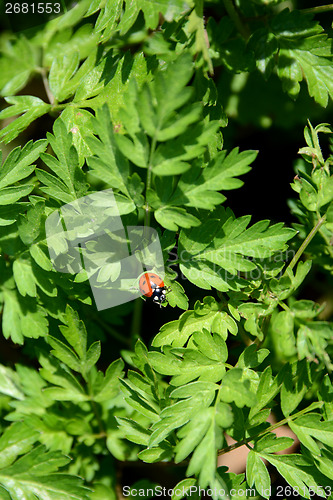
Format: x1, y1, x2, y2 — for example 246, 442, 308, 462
2, 290, 48, 344
319, 375, 333, 421
152, 159, 191, 176
246, 450, 271, 498
149, 380, 216, 447
255, 433, 294, 453
0, 36, 37, 96
48, 336, 81, 373
18, 200, 45, 246
6, 363, 51, 420
0, 203, 28, 226
271, 10, 333, 106
61, 106, 94, 166
149, 343, 226, 387
249, 367, 280, 420
156, 119, 221, 162
51, 305, 102, 377
248, 28, 278, 79
289, 414, 333, 455
117, 0, 192, 34
86, 105, 130, 196
92, 0, 123, 34
86, 341, 102, 371
152, 297, 237, 347
43, 15, 97, 65
165, 278, 189, 310
39, 355, 87, 403
0, 365, 24, 400
175, 407, 214, 463
186, 417, 222, 488
179, 207, 296, 291
155, 206, 201, 231
313, 448, 333, 480
0, 185, 35, 205
0, 422, 40, 468
49, 52, 80, 101
280, 362, 311, 417
270, 310, 297, 359
117, 417, 151, 446
13, 258, 37, 297
299, 178, 318, 211
77, 52, 149, 122
237, 345, 269, 368
30, 243, 53, 271
0, 139, 47, 189
90, 483, 116, 500
0, 96, 50, 143
35, 170, 74, 204
0, 445, 91, 499
94, 358, 124, 402
38, 117, 87, 202
157, 148, 257, 214
59, 305, 87, 360
262, 454, 325, 498
23, 414, 74, 454
192, 330, 228, 362
116, 130, 149, 168
119, 379, 160, 422
220, 369, 256, 408
188, 1, 213, 74
171, 479, 198, 500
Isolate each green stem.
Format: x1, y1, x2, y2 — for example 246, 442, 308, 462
278, 300, 291, 313
93, 315, 131, 345
222, 0, 251, 40
301, 4, 333, 15
133, 135, 158, 341
144, 136, 157, 229
130, 296, 143, 343
87, 377, 105, 435
218, 402, 323, 457
37, 67, 55, 105
285, 215, 326, 273
60, 0, 67, 12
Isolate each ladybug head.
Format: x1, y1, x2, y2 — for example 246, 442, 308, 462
152, 287, 166, 307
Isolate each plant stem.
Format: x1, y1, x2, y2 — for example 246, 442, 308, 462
218, 402, 323, 457
222, 0, 251, 40
144, 135, 157, 229
301, 4, 333, 15
130, 296, 143, 342
87, 378, 105, 435
285, 215, 326, 273
133, 135, 158, 341
38, 68, 55, 105
93, 314, 131, 345
60, 0, 67, 12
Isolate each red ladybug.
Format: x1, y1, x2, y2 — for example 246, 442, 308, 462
139, 273, 167, 306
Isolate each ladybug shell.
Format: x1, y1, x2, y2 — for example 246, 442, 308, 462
139, 273, 165, 297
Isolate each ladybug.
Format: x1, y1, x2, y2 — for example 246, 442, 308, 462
139, 272, 168, 306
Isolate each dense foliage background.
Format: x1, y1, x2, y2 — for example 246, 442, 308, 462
0, 0, 333, 499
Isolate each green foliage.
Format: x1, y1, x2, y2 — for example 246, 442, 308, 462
0, 423, 91, 499
249, 10, 333, 106
0, 0, 333, 499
